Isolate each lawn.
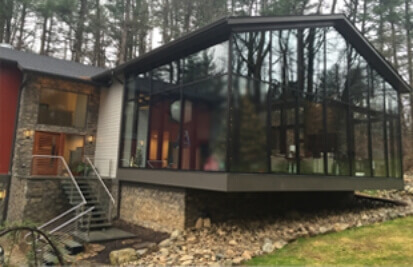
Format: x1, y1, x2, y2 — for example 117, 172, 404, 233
247, 216, 413, 266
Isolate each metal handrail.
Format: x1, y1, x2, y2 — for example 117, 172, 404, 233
31, 155, 87, 230
85, 157, 116, 205
49, 206, 95, 234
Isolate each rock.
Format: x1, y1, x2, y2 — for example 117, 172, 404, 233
333, 223, 349, 232
159, 248, 169, 255
273, 240, 288, 250
88, 243, 105, 253
215, 253, 225, 260
226, 249, 235, 257
171, 230, 181, 240
229, 239, 238, 246
222, 259, 233, 266
319, 226, 328, 233
182, 260, 193, 266
136, 248, 148, 256
109, 248, 137, 265
217, 229, 226, 236
159, 238, 172, 247
133, 242, 157, 250
233, 257, 244, 264
187, 235, 197, 243
261, 242, 274, 253
180, 255, 194, 262
241, 250, 252, 260
204, 217, 212, 228
195, 218, 204, 229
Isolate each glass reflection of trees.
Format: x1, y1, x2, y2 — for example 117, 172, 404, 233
119, 25, 402, 178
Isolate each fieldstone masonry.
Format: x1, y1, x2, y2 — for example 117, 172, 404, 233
119, 182, 354, 232
7, 74, 101, 223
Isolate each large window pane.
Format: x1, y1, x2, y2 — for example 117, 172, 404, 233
270, 29, 298, 174
147, 88, 181, 169
325, 28, 348, 102
353, 112, 370, 176
180, 75, 228, 171
183, 41, 228, 82
119, 75, 151, 168
385, 84, 401, 178
230, 76, 269, 173
299, 96, 325, 174
299, 28, 325, 174
233, 32, 271, 81
271, 85, 297, 173
326, 101, 350, 175
38, 88, 88, 128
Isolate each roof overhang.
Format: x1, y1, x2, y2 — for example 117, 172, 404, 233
93, 14, 411, 93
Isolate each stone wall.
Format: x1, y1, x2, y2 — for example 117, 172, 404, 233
119, 182, 354, 232
7, 74, 100, 223
119, 183, 186, 232
7, 178, 71, 223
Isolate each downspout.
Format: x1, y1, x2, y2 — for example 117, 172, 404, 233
3, 72, 28, 221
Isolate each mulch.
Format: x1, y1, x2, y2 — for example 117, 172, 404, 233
85, 220, 169, 264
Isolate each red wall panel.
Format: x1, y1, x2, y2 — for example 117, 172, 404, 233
0, 63, 21, 174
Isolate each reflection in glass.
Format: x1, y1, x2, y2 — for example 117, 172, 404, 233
326, 101, 350, 175
180, 76, 228, 171
230, 76, 269, 173
183, 41, 229, 82
233, 32, 271, 81
147, 89, 181, 169
325, 28, 347, 101
353, 112, 370, 176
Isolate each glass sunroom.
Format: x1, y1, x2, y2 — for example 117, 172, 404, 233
114, 15, 409, 192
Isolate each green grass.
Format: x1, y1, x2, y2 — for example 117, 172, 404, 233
247, 216, 413, 266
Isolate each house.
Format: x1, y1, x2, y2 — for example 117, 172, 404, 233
0, 15, 409, 232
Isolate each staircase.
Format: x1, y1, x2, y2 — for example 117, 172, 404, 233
30, 155, 116, 265
61, 178, 113, 232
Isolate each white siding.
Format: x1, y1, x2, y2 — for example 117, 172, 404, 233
94, 81, 123, 178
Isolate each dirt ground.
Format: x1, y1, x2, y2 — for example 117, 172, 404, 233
83, 220, 169, 264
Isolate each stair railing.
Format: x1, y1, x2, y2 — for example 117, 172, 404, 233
31, 155, 87, 231
85, 157, 116, 223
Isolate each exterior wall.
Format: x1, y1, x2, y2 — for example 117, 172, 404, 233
7, 74, 99, 222
0, 63, 21, 174
118, 182, 354, 232
119, 183, 186, 232
95, 81, 124, 177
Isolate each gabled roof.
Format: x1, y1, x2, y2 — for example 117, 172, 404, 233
93, 14, 410, 93
0, 47, 106, 81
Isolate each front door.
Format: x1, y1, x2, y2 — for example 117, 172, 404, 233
32, 132, 63, 175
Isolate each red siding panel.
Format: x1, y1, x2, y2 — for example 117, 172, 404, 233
0, 63, 21, 174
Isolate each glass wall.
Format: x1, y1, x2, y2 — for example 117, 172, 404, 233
119, 41, 229, 171
119, 25, 402, 178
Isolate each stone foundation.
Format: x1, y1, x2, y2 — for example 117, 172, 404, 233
7, 178, 71, 223
119, 183, 186, 232
119, 182, 354, 232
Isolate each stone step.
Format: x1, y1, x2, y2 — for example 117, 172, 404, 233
79, 222, 112, 230
62, 239, 84, 255
43, 252, 58, 265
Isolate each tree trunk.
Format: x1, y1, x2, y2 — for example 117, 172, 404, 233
331, 0, 337, 14
119, 0, 131, 64
405, 0, 413, 126
93, 0, 102, 66
4, 0, 14, 43
74, 0, 87, 62
16, 2, 27, 50
390, 21, 399, 70
40, 16, 48, 55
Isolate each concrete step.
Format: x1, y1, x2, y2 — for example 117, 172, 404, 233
62, 239, 84, 255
